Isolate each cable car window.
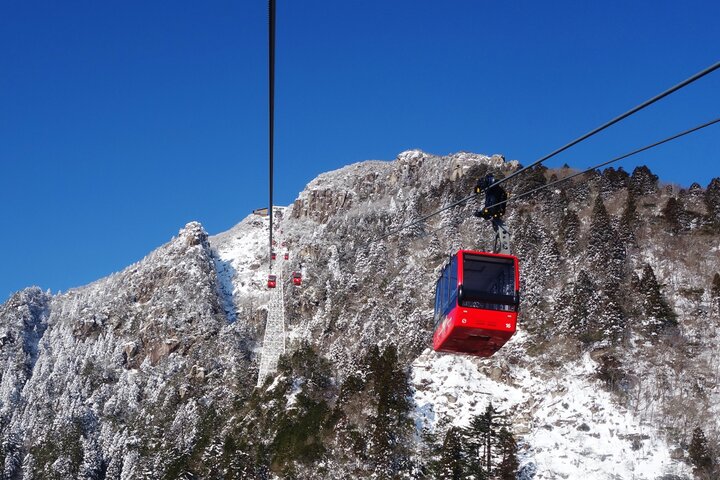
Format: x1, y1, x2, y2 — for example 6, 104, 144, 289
441, 263, 450, 316
447, 254, 458, 313
460, 253, 517, 311
434, 274, 443, 325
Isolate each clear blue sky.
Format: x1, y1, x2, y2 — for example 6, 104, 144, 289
1, 0, 719, 300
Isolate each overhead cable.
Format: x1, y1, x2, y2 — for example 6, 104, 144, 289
366, 115, 719, 250
482, 117, 720, 212
487, 60, 720, 189
375, 60, 720, 242
268, 0, 276, 261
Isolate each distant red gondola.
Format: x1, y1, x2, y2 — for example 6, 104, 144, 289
284, 253, 289, 260
267, 274, 277, 288
292, 271, 302, 286
433, 250, 519, 357
271, 252, 276, 260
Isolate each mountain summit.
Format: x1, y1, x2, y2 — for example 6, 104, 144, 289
1, 150, 718, 479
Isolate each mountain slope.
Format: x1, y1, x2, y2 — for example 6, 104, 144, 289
1, 150, 718, 479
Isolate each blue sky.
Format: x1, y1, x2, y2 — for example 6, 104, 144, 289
1, 0, 719, 300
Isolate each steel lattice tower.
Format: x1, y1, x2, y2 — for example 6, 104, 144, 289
257, 238, 286, 387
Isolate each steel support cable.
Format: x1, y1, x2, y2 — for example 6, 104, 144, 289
268, 0, 276, 263
372, 60, 720, 243
481, 117, 720, 213
383, 117, 720, 250
355, 116, 719, 256
486, 60, 720, 190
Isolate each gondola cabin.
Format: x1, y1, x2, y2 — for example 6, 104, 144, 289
292, 271, 302, 286
284, 253, 289, 261
271, 252, 276, 260
433, 250, 519, 357
267, 275, 277, 288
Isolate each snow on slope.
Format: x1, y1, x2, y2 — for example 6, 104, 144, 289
210, 214, 694, 478
206, 151, 699, 479
411, 330, 692, 479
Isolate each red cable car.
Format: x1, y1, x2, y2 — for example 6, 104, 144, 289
433, 250, 519, 357
292, 271, 302, 286
267, 274, 277, 288
271, 252, 276, 260
284, 253, 289, 261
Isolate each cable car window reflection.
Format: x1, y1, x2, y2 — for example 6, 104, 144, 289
460, 254, 517, 312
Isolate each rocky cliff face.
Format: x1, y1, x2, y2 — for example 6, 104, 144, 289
1, 150, 718, 479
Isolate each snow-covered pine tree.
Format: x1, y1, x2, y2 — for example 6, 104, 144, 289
618, 189, 638, 247
662, 197, 682, 234
712, 273, 720, 315
536, 237, 561, 289
559, 208, 581, 255
367, 344, 412, 478
495, 426, 519, 480
629, 165, 659, 196
465, 402, 508, 477
517, 165, 549, 198
548, 188, 569, 224
704, 177, 720, 232
595, 290, 627, 343
602, 166, 630, 193
1, 432, 22, 480
587, 195, 626, 287
638, 264, 677, 335
587, 195, 614, 268
434, 426, 471, 480
688, 426, 714, 478
568, 270, 595, 339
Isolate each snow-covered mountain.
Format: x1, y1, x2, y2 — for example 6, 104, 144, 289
1, 150, 719, 479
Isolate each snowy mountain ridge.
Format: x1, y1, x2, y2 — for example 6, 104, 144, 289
1, 149, 719, 479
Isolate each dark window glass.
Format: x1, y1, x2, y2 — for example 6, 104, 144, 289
460, 253, 517, 311
434, 274, 442, 322
434, 254, 460, 326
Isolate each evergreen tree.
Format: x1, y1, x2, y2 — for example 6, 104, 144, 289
587, 196, 614, 268
629, 165, 659, 196
587, 195, 626, 285
549, 189, 570, 222
602, 166, 630, 192
711, 273, 720, 315
596, 353, 626, 392
537, 238, 561, 288
595, 290, 627, 343
368, 345, 412, 477
705, 177, 720, 214
662, 197, 682, 233
568, 271, 595, 337
704, 177, 720, 231
559, 209, 580, 255
619, 189, 638, 246
435, 427, 469, 480
465, 403, 508, 477
688, 427, 713, 477
496, 427, 519, 480
519, 165, 548, 194
2, 433, 22, 480
638, 264, 677, 334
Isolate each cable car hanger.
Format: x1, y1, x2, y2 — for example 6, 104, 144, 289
336, 114, 720, 266
369, 60, 720, 247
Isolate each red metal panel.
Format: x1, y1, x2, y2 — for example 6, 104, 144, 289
433, 305, 517, 357
432, 249, 520, 357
